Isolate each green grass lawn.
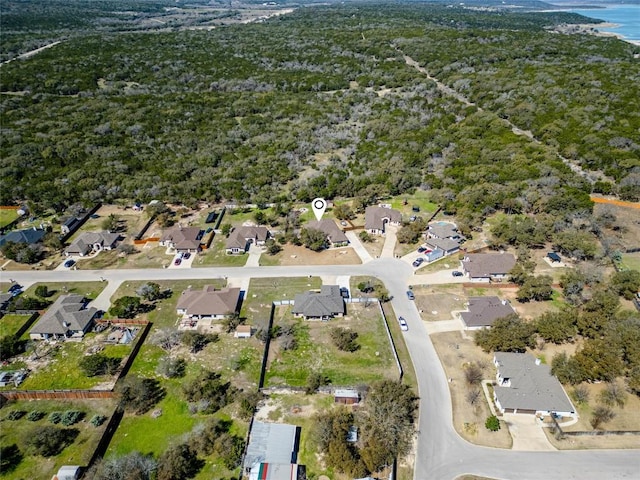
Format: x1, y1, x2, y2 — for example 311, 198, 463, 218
17, 340, 131, 390
389, 190, 439, 217
23, 281, 106, 302
0, 208, 20, 228
265, 303, 396, 387
621, 253, 640, 272
0, 314, 32, 337
0, 398, 115, 480
193, 235, 247, 267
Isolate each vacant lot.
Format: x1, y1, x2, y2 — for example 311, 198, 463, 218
260, 243, 361, 266
431, 331, 512, 449
0, 398, 115, 480
413, 284, 466, 321
265, 303, 396, 387
594, 202, 640, 253
23, 281, 106, 302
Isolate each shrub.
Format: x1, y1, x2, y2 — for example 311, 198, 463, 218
26, 425, 79, 457
61, 410, 84, 426
90, 415, 107, 427
48, 412, 62, 424
330, 327, 359, 352
0, 444, 22, 472
26, 410, 46, 421
6, 410, 27, 421
485, 415, 500, 431
157, 356, 187, 379
79, 353, 121, 377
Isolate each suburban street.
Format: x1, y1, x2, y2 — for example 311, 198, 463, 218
4, 259, 639, 479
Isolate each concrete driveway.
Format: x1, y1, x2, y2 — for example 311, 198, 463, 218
380, 225, 398, 258
503, 414, 556, 451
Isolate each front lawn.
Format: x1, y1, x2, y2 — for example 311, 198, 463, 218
23, 281, 106, 302
0, 208, 20, 228
193, 235, 247, 267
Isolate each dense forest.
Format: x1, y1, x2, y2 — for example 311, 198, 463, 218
1, 2, 639, 224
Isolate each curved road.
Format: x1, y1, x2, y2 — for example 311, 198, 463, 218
5, 259, 639, 479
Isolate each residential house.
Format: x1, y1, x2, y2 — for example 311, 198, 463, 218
159, 226, 202, 253
176, 286, 241, 328
365, 206, 402, 235
305, 219, 348, 247
244, 421, 305, 480
292, 285, 345, 320
64, 231, 120, 257
426, 222, 464, 242
461, 253, 516, 282
460, 296, 516, 329
226, 226, 271, 254
493, 352, 576, 418
0, 227, 46, 248
30, 294, 98, 340
425, 237, 460, 256
61, 217, 81, 235
334, 389, 359, 405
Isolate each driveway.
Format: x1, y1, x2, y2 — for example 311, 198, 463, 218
345, 230, 373, 263
503, 414, 556, 451
380, 225, 398, 258
245, 244, 262, 267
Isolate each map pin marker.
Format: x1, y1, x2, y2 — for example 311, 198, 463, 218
312, 198, 327, 221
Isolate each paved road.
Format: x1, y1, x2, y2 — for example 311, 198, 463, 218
4, 260, 639, 479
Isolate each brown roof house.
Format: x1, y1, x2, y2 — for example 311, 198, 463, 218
460, 296, 516, 330
160, 226, 202, 253
30, 294, 98, 340
461, 252, 516, 282
365, 206, 402, 235
226, 226, 271, 254
65, 231, 120, 257
176, 286, 241, 329
305, 219, 349, 247
292, 285, 345, 320
493, 352, 576, 418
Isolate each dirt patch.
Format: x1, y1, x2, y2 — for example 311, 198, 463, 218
430, 331, 512, 448
276, 244, 362, 266
359, 234, 385, 258
413, 284, 466, 321
594, 202, 640, 252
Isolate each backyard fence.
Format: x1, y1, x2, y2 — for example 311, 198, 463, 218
0, 389, 115, 401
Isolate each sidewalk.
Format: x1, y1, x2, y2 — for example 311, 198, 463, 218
345, 231, 373, 263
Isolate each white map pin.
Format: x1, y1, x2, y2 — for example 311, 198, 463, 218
311, 198, 327, 221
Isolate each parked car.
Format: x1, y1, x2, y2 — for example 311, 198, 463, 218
417, 246, 427, 253
406, 290, 415, 300
64, 259, 75, 268
340, 287, 350, 298
412, 258, 424, 267
452, 271, 463, 277
399, 317, 409, 331
183, 252, 191, 260
8, 283, 21, 293
174, 258, 182, 266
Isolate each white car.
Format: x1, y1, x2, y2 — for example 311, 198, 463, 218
398, 317, 409, 331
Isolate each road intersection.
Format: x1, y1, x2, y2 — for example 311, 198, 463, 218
4, 257, 639, 479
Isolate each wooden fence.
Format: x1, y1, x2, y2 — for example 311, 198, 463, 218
0, 389, 115, 400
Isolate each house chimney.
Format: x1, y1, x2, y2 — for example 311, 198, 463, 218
502, 300, 507, 305
535, 358, 541, 366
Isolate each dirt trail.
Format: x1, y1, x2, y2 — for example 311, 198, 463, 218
1, 41, 63, 66
591, 196, 640, 209
398, 49, 608, 185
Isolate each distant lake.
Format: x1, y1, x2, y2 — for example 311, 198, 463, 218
569, 4, 640, 42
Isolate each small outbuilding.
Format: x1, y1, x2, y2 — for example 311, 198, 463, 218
547, 252, 562, 263
334, 388, 359, 405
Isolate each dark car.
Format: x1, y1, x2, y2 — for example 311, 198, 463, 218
406, 290, 415, 300
8, 283, 21, 293
340, 287, 350, 298
417, 246, 427, 253
174, 258, 182, 266
64, 259, 75, 268
412, 258, 424, 267
183, 252, 191, 260
452, 271, 463, 277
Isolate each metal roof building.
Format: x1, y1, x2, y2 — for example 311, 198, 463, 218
244, 421, 300, 470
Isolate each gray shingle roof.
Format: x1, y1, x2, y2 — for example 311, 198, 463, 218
365, 206, 402, 231
292, 285, 345, 318
461, 296, 516, 328
462, 253, 516, 278
494, 352, 575, 414
425, 237, 460, 253
244, 421, 299, 468
0, 228, 46, 247
305, 219, 348, 244
226, 226, 270, 250
30, 294, 97, 336
65, 231, 120, 255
